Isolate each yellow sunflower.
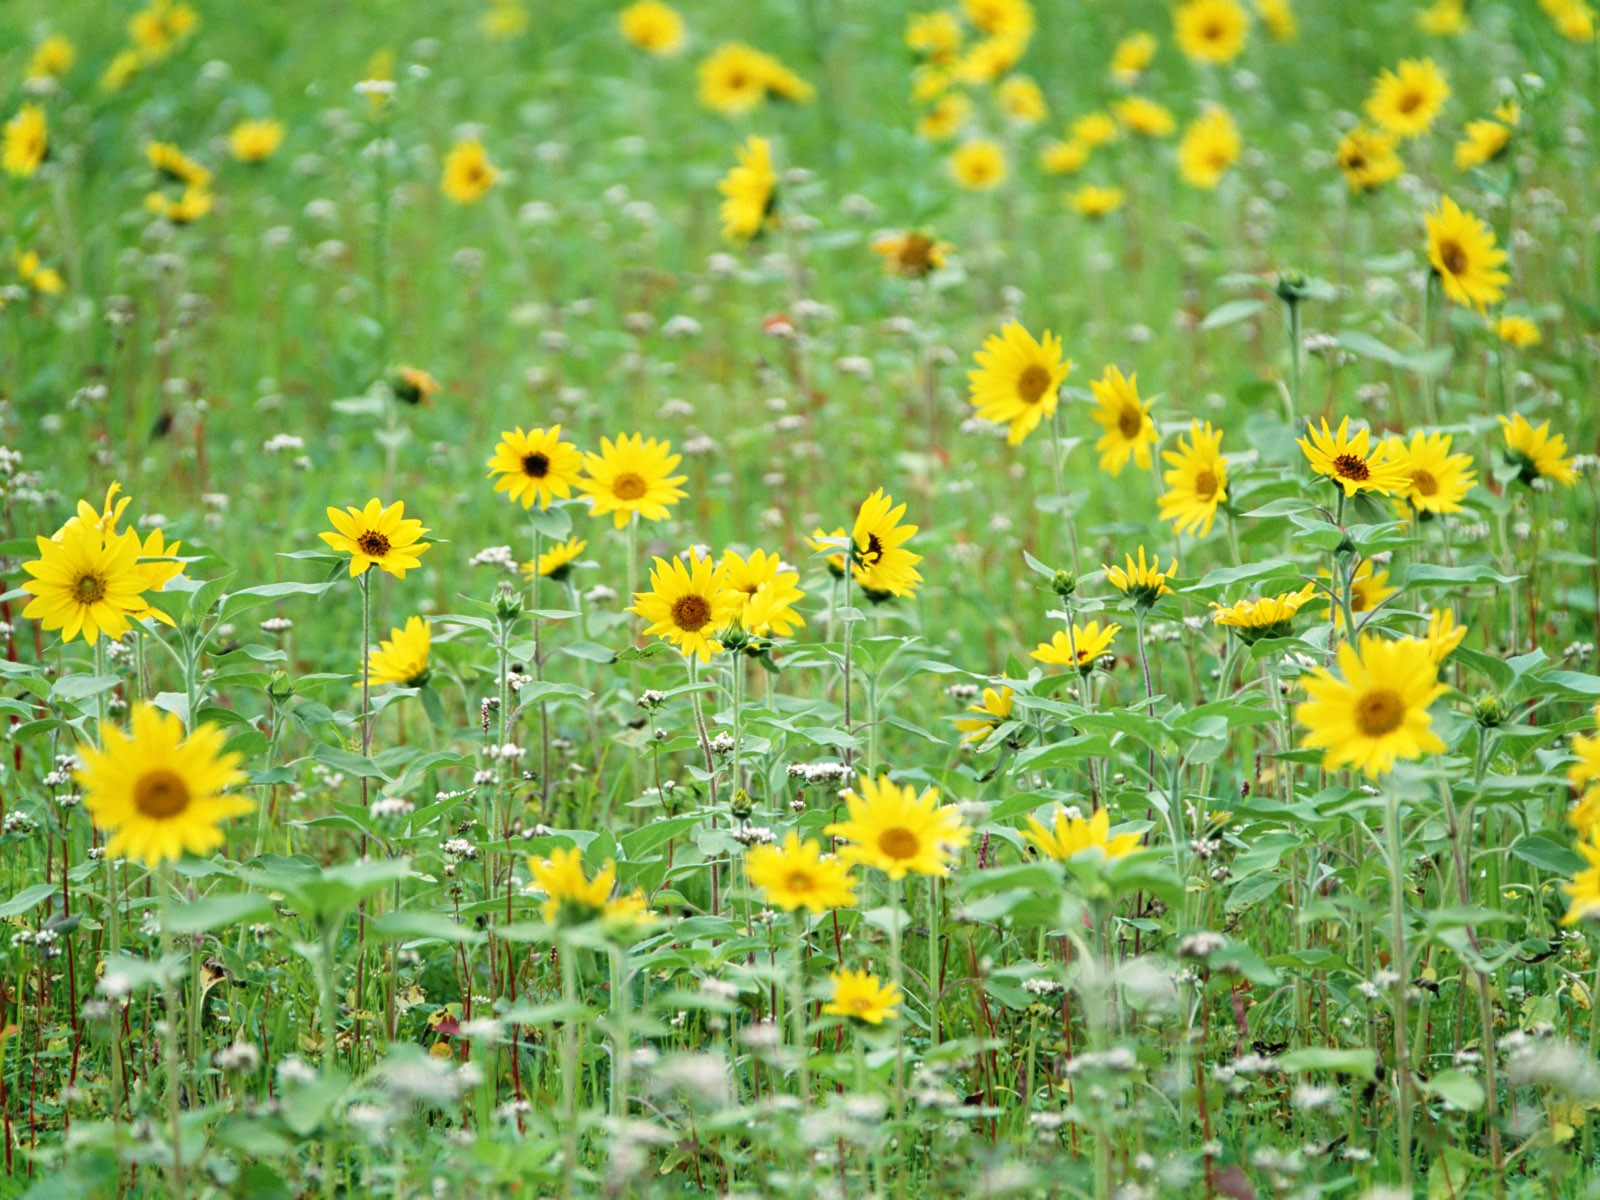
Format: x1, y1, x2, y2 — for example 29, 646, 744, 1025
697, 43, 771, 115
1104, 546, 1171, 607
967, 321, 1071, 445
1032, 621, 1120, 673
367, 616, 431, 687
523, 537, 587, 583
229, 119, 285, 164
808, 526, 848, 578
918, 93, 973, 141
1561, 835, 1600, 926
718, 548, 805, 637
21, 522, 154, 646
1114, 96, 1176, 138
16, 251, 64, 296
1426, 195, 1508, 312
1296, 633, 1447, 777
1569, 708, 1600, 793
487, 425, 583, 510
1494, 315, 1541, 349
1174, 0, 1249, 64
1422, 608, 1466, 664
1297, 417, 1411, 497
1177, 106, 1241, 190
1366, 58, 1450, 139
441, 139, 498, 204
948, 139, 1008, 190
906, 11, 963, 62
26, 35, 75, 81
1211, 582, 1317, 643
4, 104, 49, 179
58, 483, 182, 623
822, 968, 903, 1024
1419, 0, 1468, 34
527, 846, 624, 925
1255, 0, 1297, 39
745, 833, 857, 912
1320, 559, 1398, 630
1335, 125, 1403, 194
1023, 806, 1141, 862
871, 230, 952, 279
851, 489, 924, 599
392, 366, 440, 406
76, 703, 250, 867
954, 685, 1015, 745
1454, 116, 1512, 170
1038, 138, 1091, 174
577, 433, 688, 528
824, 774, 970, 880
631, 553, 742, 662
619, 0, 686, 55
1499, 413, 1576, 487
146, 141, 211, 188
718, 136, 778, 242
1159, 420, 1229, 537
144, 186, 213, 224
320, 498, 431, 578
999, 77, 1048, 124
1070, 112, 1119, 148
1111, 32, 1158, 84
1088, 365, 1158, 477
1378, 430, 1477, 515
1067, 184, 1125, 218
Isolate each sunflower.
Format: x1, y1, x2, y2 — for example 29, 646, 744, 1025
26, 35, 75, 81
16, 251, 64, 296
718, 548, 805, 637
1419, 0, 1468, 34
1070, 112, 1119, 148
1038, 138, 1091, 174
76, 703, 250, 867
822, 968, 903, 1024
1023, 806, 1141, 862
1177, 107, 1241, 189
764, 60, 815, 105
146, 141, 211, 189
1454, 116, 1512, 170
1570, 709, 1600, 793
21, 522, 154, 646
1561, 835, 1600, 926
527, 846, 624, 925
967, 322, 1070, 445
392, 366, 440, 405
1379, 430, 1477, 515
487, 425, 583, 511
948, 139, 1007, 190
964, 0, 1035, 37
918, 93, 973, 141
320, 498, 432, 578
1110, 31, 1158, 84
1174, 0, 1249, 64
1088, 365, 1158, 477
4, 104, 49, 179
102, 50, 142, 92
1366, 58, 1450, 139
1032, 621, 1120, 673
850, 489, 924, 599
59, 483, 182, 621
1422, 608, 1466, 664
1067, 184, 1125, 218
808, 526, 848, 578
631, 553, 742, 662
145, 186, 213, 224
745, 833, 857, 912
1104, 546, 1171, 607
1297, 634, 1447, 777
229, 119, 285, 164
1494, 315, 1541, 349
619, 0, 686, 55
1256, 0, 1297, 39
1114, 96, 1176, 138
1545, 0, 1596, 41
906, 11, 963, 62
523, 537, 587, 583
578, 433, 688, 527
1159, 420, 1229, 537
1334, 125, 1403, 194
718, 136, 778, 242
1297, 417, 1410, 498
824, 774, 970, 880
871, 230, 951, 279
697, 43, 771, 115
367, 616, 431, 687
1320, 559, 1398, 630
1211, 582, 1317, 643
954, 685, 1015, 745
441, 139, 497, 204
1499, 413, 1576, 487
999, 77, 1048, 124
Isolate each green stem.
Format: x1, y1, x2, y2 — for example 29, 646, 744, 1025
158, 866, 185, 1196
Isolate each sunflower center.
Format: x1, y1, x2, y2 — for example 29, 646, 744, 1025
613, 472, 648, 501
1411, 468, 1439, 497
671, 594, 711, 632
847, 996, 874, 1014
1398, 89, 1423, 115
1333, 453, 1370, 482
862, 533, 884, 565
785, 870, 815, 893
1193, 469, 1219, 501
1016, 365, 1053, 405
1117, 406, 1143, 438
358, 531, 391, 557
1438, 239, 1468, 276
900, 234, 933, 269
134, 768, 192, 819
1202, 20, 1223, 40
74, 573, 107, 605
521, 452, 550, 479
877, 827, 921, 861
1354, 688, 1406, 738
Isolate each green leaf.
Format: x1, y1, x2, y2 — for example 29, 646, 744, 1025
1199, 298, 1266, 330
1510, 834, 1584, 876
0, 883, 58, 918
372, 911, 484, 945
1420, 1069, 1485, 1112
1336, 331, 1406, 367
1278, 1047, 1378, 1081
165, 892, 275, 934
49, 674, 121, 703
307, 744, 390, 780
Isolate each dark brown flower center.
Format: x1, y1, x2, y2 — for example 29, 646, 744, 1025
1398, 89, 1423, 115
1016, 364, 1052, 404
878, 827, 920, 860
134, 768, 191, 819
1355, 689, 1405, 737
1117, 406, 1143, 438
521, 452, 550, 479
861, 533, 885, 565
1193, 469, 1219, 501
1438, 239, 1468, 276
74, 574, 107, 605
1334, 454, 1370, 482
1411, 468, 1439, 497
358, 531, 391, 557
613, 472, 648, 501
1202, 20, 1223, 40
671, 594, 711, 632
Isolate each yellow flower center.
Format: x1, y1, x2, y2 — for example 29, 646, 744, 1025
134, 768, 192, 819
521, 452, 550, 479
1354, 689, 1405, 738
847, 996, 875, 1014
1016, 364, 1053, 405
877, 826, 920, 860
1333, 453, 1370, 482
1411, 468, 1439, 497
1193, 469, 1219, 501
613, 472, 648, 501
74, 573, 107, 605
786, 870, 815, 893
1437, 239, 1468, 276
1117, 405, 1143, 439
671, 593, 711, 633
358, 531, 392, 557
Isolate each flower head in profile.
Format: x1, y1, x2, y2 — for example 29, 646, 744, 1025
719, 548, 805, 638
527, 846, 645, 927
1033, 621, 1120, 674
441, 140, 497, 204
1296, 633, 1447, 777
1561, 834, 1600, 926
967, 321, 1071, 446
229, 119, 285, 164
1024, 806, 1141, 862
948, 139, 1008, 190
1379, 429, 1477, 515
4, 104, 50, 179
1175, 0, 1249, 64
1104, 546, 1171, 608
523, 538, 587, 584
1494, 315, 1540, 349
26, 35, 76, 82
1067, 184, 1125, 219
825, 774, 970, 880
320, 499, 431, 578
1298, 417, 1411, 498
1366, 58, 1450, 139
1422, 608, 1466, 664
954, 685, 1015, 746
822, 968, 902, 1024
147, 141, 211, 188
367, 616, 431, 687
1499, 413, 1576, 487
1114, 96, 1176, 138
76, 703, 251, 867
718, 136, 778, 242
1335, 125, 1403, 194
578, 433, 687, 528
487, 425, 583, 511
1426, 195, 1508, 312
1211, 582, 1316, 643
632, 552, 742, 662
1177, 106, 1241, 189
1111, 31, 1158, 84
872, 230, 951, 279
1256, 0, 1297, 39
22, 521, 154, 646
392, 366, 440, 406
746, 833, 857, 913
1455, 115, 1512, 170
850, 489, 924, 599
808, 526, 848, 578
1569, 707, 1600, 794
1159, 420, 1228, 537
1089, 366, 1157, 477
620, 0, 686, 55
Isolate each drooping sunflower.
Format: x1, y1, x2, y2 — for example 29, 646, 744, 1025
1110, 31, 1158, 84
1494, 315, 1541, 349
1174, 0, 1249, 64
1454, 116, 1512, 170
1104, 546, 1171, 607
1032, 621, 1120, 673
487, 425, 584, 511
948, 138, 1008, 190
441, 139, 498, 204
1114, 96, 1176, 138
1067, 184, 1125, 218
871, 230, 952, 278
1500, 413, 1577, 487
229, 119, 285, 164
822, 968, 903, 1024
21, 522, 154, 646
619, 0, 686, 55
578, 433, 687, 528
967, 321, 1071, 445
527, 846, 642, 927
4, 104, 49, 179
1379, 430, 1477, 515
1426, 194, 1508, 312
824, 774, 970, 880
1422, 608, 1466, 664
1177, 106, 1241, 189
367, 616, 431, 687
1159, 420, 1229, 537
850, 489, 924, 599
631, 553, 742, 662
718, 548, 805, 638
146, 141, 211, 188
1088, 365, 1158, 477
745, 833, 857, 913
718, 136, 778, 242
697, 43, 772, 114
320, 498, 432, 578
1295, 633, 1447, 777
1334, 125, 1403, 194
523, 537, 587, 583
1211, 582, 1316, 643
1366, 58, 1450, 139
954, 685, 1015, 746
1297, 417, 1411, 498
1023, 806, 1141, 862
76, 703, 251, 867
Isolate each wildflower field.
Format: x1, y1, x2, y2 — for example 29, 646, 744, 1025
6, 0, 1600, 1196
